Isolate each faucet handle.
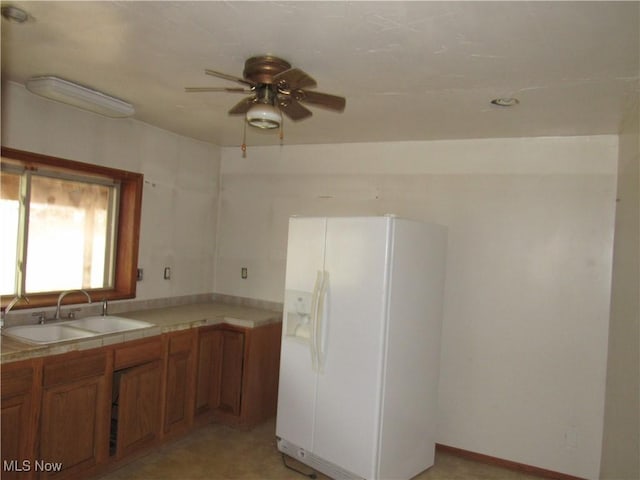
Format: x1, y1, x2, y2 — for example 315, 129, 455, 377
32, 311, 47, 324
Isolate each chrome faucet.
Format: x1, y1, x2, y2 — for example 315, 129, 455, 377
1, 295, 30, 327
55, 289, 92, 320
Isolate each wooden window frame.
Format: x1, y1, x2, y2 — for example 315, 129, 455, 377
1, 147, 143, 310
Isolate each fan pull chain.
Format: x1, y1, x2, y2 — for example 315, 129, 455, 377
279, 117, 284, 145
241, 119, 247, 158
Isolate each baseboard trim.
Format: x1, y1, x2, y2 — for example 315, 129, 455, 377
435, 444, 587, 480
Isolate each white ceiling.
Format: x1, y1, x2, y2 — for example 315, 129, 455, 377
1, 1, 639, 147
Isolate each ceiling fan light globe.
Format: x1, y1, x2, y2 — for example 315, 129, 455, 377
246, 104, 281, 130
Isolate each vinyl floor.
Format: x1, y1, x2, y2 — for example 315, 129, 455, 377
98, 419, 544, 480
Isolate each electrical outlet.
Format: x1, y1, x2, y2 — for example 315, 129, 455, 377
241, 267, 248, 279
565, 428, 578, 450
137, 268, 144, 281
164, 267, 171, 280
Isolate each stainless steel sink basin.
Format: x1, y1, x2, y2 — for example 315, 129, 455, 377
3, 324, 96, 344
2, 315, 153, 344
65, 315, 152, 334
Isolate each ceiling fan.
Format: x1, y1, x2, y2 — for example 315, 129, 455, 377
185, 55, 346, 130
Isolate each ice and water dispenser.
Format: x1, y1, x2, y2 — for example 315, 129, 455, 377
283, 290, 313, 341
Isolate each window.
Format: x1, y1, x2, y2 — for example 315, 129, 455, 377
1, 147, 143, 309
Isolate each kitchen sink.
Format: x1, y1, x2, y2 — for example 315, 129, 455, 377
2, 324, 97, 344
65, 315, 152, 334
2, 315, 154, 345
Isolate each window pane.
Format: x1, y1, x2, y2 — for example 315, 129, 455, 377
0, 172, 20, 296
25, 175, 115, 293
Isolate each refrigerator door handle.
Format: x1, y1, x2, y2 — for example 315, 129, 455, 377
309, 270, 323, 372
316, 270, 330, 373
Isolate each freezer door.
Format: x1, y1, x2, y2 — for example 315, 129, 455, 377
312, 217, 391, 479
377, 219, 446, 479
276, 217, 327, 452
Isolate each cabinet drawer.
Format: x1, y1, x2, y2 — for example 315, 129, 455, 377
167, 330, 194, 354
1, 363, 33, 398
43, 351, 107, 387
114, 337, 162, 369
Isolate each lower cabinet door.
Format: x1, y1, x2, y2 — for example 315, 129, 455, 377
1, 361, 35, 480
194, 329, 223, 419
115, 360, 162, 459
163, 330, 196, 437
40, 375, 109, 479
1, 392, 34, 480
218, 329, 245, 416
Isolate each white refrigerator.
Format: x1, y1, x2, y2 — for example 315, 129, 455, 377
276, 216, 447, 480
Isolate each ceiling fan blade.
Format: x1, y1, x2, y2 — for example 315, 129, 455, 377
295, 90, 346, 112
278, 98, 313, 121
205, 69, 255, 87
228, 96, 256, 115
185, 87, 251, 93
273, 68, 317, 92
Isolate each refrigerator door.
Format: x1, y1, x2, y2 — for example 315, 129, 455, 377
312, 217, 392, 479
276, 217, 327, 452
377, 219, 447, 479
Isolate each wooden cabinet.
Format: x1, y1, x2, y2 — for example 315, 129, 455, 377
194, 326, 245, 422
1, 359, 38, 480
237, 321, 282, 427
218, 328, 245, 416
194, 327, 222, 420
0, 312, 282, 480
111, 337, 162, 459
197, 322, 282, 429
162, 330, 196, 438
39, 350, 111, 479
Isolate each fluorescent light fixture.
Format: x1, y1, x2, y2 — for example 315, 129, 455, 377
1, 5, 29, 23
25, 76, 135, 118
246, 103, 281, 129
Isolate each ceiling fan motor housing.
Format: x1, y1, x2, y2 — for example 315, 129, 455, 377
243, 56, 291, 85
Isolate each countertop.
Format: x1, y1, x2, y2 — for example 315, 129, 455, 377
0, 302, 282, 364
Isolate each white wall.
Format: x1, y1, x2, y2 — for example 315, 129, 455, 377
1, 79, 622, 479
1, 82, 221, 301
217, 137, 618, 479
600, 98, 640, 479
